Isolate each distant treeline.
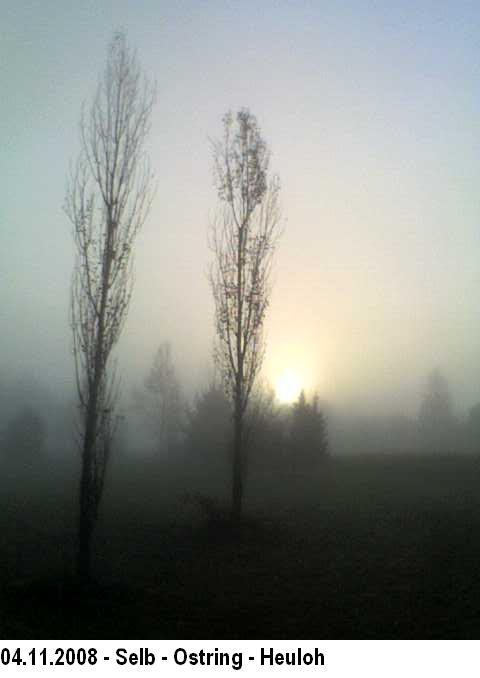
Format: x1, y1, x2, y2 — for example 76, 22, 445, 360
1, 367, 479, 470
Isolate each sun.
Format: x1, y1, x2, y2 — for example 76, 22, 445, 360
275, 368, 302, 404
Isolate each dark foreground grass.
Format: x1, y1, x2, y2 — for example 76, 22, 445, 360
2, 453, 480, 638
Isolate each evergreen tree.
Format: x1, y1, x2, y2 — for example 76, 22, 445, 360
289, 391, 328, 469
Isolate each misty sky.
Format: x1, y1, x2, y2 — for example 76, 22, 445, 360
2, 0, 480, 418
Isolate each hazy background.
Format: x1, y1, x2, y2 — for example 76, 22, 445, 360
2, 0, 480, 432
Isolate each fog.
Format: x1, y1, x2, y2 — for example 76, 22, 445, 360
2, 1, 480, 639
3, 1, 480, 428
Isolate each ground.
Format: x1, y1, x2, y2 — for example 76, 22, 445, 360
1, 453, 480, 638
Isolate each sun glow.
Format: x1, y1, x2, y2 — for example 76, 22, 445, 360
275, 368, 302, 404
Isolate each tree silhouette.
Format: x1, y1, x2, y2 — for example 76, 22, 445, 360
418, 369, 456, 451
244, 383, 287, 472
185, 381, 230, 464
65, 32, 155, 581
289, 391, 328, 470
144, 342, 184, 456
209, 108, 281, 519
467, 403, 480, 452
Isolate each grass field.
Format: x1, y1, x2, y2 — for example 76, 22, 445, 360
2, 452, 480, 638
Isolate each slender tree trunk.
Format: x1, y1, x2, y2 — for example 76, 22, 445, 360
232, 404, 243, 520
232, 220, 244, 520
76, 214, 113, 581
77, 472, 93, 582
77, 403, 97, 582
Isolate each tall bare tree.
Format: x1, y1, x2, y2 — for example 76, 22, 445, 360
210, 109, 281, 518
65, 32, 154, 581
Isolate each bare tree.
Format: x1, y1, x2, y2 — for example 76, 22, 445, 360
418, 369, 456, 451
209, 109, 281, 519
144, 342, 184, 456
65, 32, 154, 581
